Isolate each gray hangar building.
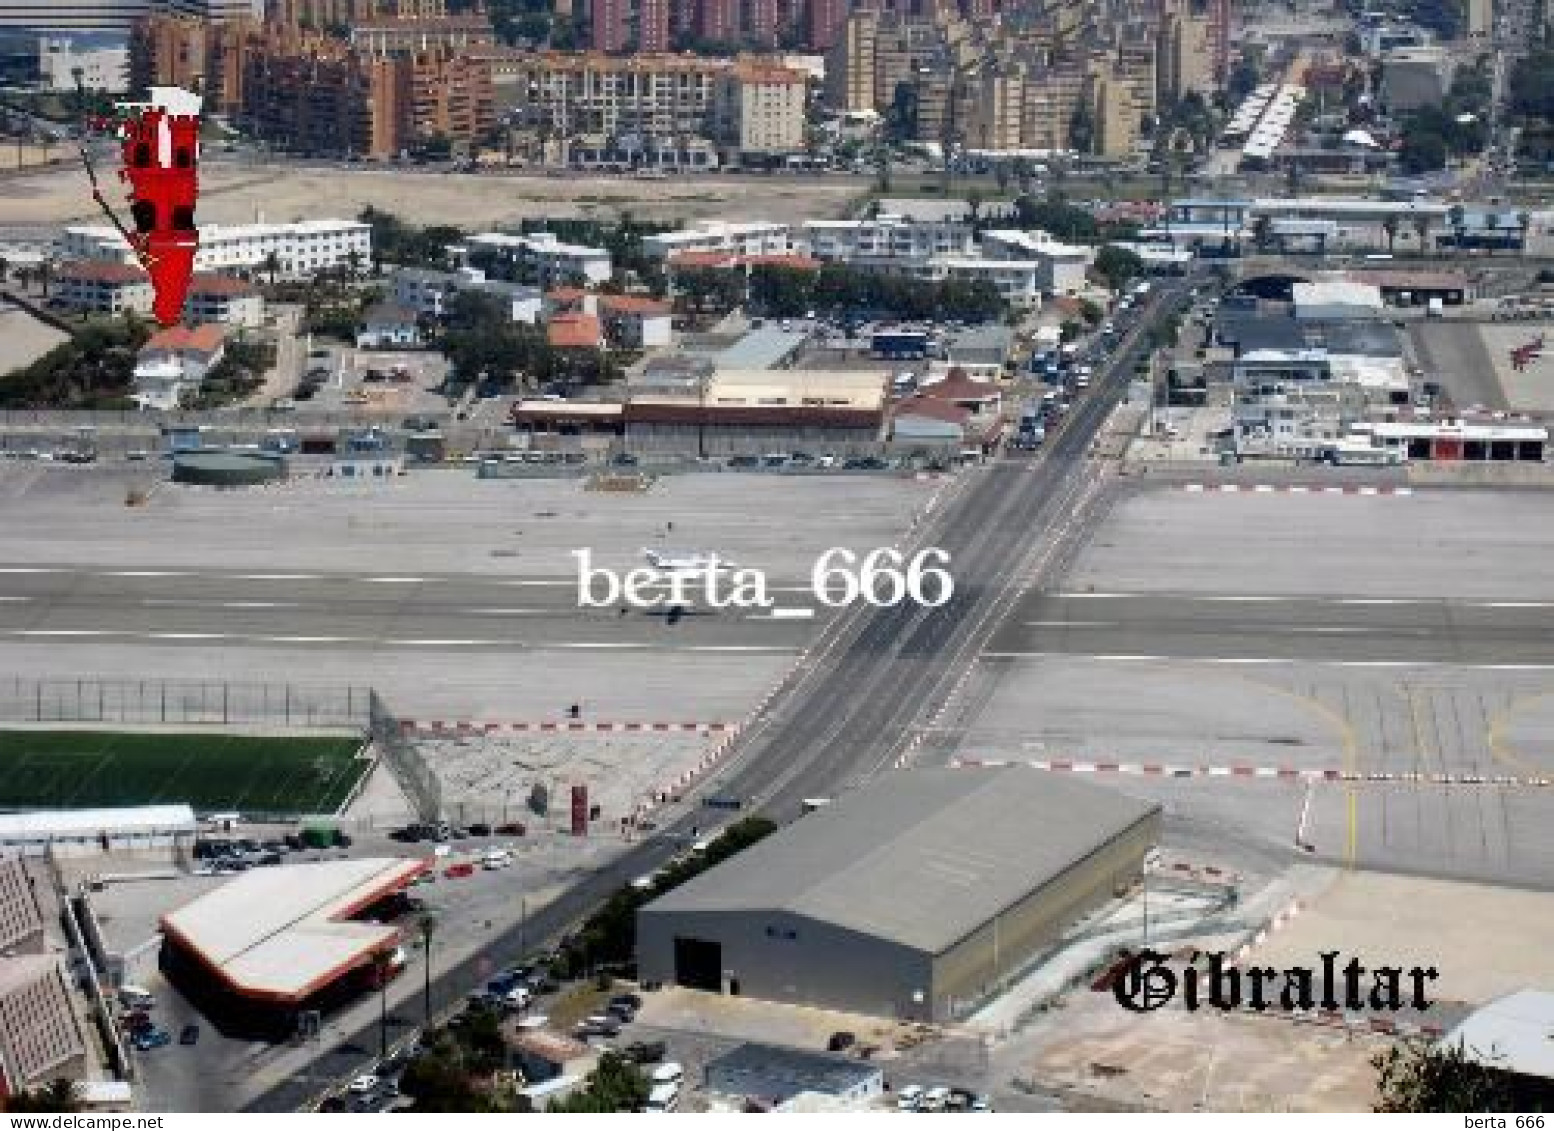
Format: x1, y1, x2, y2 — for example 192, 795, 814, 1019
636, 766, 1160, 1022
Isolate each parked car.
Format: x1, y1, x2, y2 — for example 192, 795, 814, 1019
443, 862, 475, 879
179, 1024, 200, 1046
133, 1029, 171, 1051
896, 1084, 925, 1111
495, 822, 527, 836
468, 823, 492, 837
348, 1074, 380, 1094
609, 993, 643, 1012
624, 1039, 667, 1064
826, 1030, 856, 1052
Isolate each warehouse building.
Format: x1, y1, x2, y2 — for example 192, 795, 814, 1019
704, 1043, 884, 1108
637, 767, 1160, 1022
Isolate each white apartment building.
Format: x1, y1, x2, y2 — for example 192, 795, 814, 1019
393, 267, 542, 324
801, 215, 975, 262
643, 221, 795, 261
38, 35, 127, 92
56, 219, 372, 279
460, 232, 612, 288
979, 229, 1094, 295
926, 258, 1044, 306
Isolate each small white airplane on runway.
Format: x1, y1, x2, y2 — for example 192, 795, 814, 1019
641, 549, 737, 577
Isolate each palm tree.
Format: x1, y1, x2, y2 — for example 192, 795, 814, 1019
1448, 204, 1466, 250
1412, 213, 1431, 256
0, 255, 9, 285
262, 251, 281, 286
36, 260, 51, 298
1383, 214, 1400, 255
1517, 210, 1532, 255
1484, 211, 1501, 256
345, 249, 363, 282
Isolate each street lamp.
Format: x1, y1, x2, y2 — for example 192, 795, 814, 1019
417, 912, 438, 1030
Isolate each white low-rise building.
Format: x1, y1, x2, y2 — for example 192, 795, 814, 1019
801, 215, 974, 262
392, 267, 542, 324
0, 805, 197, 857
131, 324, 226, 410
644, 221, 795, 261
979, 230, 1094, 295
461, 232, 612, 288
57, 219, 372, 279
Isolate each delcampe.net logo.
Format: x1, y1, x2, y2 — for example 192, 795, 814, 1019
572, 547, 955, 613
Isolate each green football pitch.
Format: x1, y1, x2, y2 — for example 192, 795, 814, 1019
0, 729, 370, 814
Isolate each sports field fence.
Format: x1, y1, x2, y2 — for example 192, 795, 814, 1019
0, 676, 372, 728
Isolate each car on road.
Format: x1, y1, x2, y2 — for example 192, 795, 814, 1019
575, 1015, 621, 1038
826, 1030, 856, 1052
624, 1040, 667, 1064
443, 862, 475, 879
133, 1029, 171, 1051
179, 1024, 200, 1045
348, 1074, 380, 1094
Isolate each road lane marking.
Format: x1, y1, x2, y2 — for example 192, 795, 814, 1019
763, 608, 816, 620
364, 577, 425, 584
13, 629, 111, 637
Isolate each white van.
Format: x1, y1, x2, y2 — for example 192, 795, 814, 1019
119, 985, 156, 1009
650, 1062, 684, 1087
482, 849, 512, 870
896, 1084, 925, 1111
645, 1083, 680, 1112
923, 1085, 952, 1111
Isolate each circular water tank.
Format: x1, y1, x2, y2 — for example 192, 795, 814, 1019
171, 451, 286, 487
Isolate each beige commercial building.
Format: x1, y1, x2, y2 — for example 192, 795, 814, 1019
497, 51, 728, 144
714, 61, 808, 158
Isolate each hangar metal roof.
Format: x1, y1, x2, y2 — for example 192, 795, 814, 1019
643, 767, 1158, 955
0, 805, 196, 842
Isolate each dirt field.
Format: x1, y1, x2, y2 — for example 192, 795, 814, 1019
0, 161, 869, 228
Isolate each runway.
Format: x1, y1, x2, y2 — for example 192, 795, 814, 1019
988, 591, 1554, 666
0, 566, 822, 653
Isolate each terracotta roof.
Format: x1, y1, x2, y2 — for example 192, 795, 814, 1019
548, 312, 602, 349
547, 286, 590, 303
625, 402, 881, 428
893, 396, 970, 424
923, 369, 1000, 402
731, 61, 807, 85
144, 323, 226, 356
188, 273, 258, 297
57, 260, 148, 285
667, 252, 821, 271
600, 294, 671, 316
506, 1028, 594, 1063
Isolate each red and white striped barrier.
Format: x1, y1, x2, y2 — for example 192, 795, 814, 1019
399, 719, 734, 737
952, 757, 1553, 788
1181, 484, 1413, 496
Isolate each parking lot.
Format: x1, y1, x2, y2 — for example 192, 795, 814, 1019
291, 346, 451, 417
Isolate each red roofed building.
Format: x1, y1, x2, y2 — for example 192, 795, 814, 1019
891, 395, 971, 443
599, 294, 673, 348
132, 324, 228, 411
186, 273, 265, 327
548, 312, 603, 350
922, 367, 1002, 412
54, 260, 154, 317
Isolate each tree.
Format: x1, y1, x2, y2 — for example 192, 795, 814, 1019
1093, 244, 1146, 293
3, 1080, 82, 1112
1412, 213, 1432, 256
1382, 214, 1400, 254
262, 251, 281, 286
547, 1053, 651, 1113
1373, 1039, 1516, 1113
1398, 128, 1448, 174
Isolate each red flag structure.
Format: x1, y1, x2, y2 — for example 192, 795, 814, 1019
81, 86, 202, 328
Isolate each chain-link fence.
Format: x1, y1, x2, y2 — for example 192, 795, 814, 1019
369, 691, 441, 823
0, 677, 371, 728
